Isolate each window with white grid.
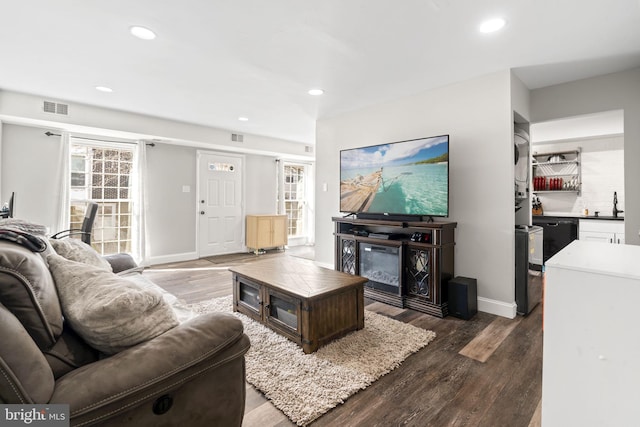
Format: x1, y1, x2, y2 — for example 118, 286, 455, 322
69, 141, 135, 255
284, 164, 306, 237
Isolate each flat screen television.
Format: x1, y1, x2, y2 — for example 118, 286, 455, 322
340, 135, 449, 219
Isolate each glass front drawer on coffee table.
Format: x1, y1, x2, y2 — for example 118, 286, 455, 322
239, 280, 261, 312
266, 290, 301, 338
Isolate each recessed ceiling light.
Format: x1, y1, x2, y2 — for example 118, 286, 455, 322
130, 26, 156, 40
308, 89, 324, 96
238, 117, 249, 122
95, 86, 113, 93
479, 18, 506, 34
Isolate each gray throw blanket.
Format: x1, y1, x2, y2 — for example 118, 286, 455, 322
0, 219, 48, 252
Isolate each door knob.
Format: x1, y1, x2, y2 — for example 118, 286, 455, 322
200, 211, 205, 215
201, 200, 205, 203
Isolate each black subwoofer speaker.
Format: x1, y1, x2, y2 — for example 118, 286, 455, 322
447, 276, 477, 320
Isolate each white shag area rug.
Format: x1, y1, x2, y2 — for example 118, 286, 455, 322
189, 295, 435, 426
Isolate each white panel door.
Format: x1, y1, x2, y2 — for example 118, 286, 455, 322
198, 152, 243, 257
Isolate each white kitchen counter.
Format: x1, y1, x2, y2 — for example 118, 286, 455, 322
542, 240, 640, 426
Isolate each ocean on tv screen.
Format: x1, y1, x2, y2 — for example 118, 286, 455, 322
340, 136, 449, 216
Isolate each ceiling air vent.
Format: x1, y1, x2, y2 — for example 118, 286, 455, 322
43, 101, 69, 115
56, 103, 68, 115
43, 101, 56, 113
305, 145, 314, 153
231, 133, 244, 142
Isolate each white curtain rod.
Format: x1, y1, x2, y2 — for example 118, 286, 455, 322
44, 131, 155, 147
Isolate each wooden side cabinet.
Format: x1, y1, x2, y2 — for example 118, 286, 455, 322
246, 214, 288, 253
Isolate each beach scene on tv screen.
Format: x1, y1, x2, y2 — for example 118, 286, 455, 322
340, 136, 448, 216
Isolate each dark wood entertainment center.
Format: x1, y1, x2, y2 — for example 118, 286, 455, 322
333, 216, 456, 317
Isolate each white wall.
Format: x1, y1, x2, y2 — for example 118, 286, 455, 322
531, 67, 640, 245
146, 146, 281, 262
0, 90, 312, 157
533, 135, 624, 216
316, 70, 517, 317
0, 124, 65, 228
511, 71, 532, 227
146, 143, 198, 258
1, 122, 305, 263
0, 89, 315, 263
511, 71, 531, 121
245, 155, 278, 215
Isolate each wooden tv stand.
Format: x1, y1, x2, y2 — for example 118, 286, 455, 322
333, 217, 456, 317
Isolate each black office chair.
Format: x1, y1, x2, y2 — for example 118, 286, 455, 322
51, 202, 99, 245
0, 192, 16, 218
8, 192, 15, 218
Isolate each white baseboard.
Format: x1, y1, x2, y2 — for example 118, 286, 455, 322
144, 254, 519, 319
148, 251, 198, 266
287, 236, 308, 247
478, 297, 517, 319
315, 261, 334, 269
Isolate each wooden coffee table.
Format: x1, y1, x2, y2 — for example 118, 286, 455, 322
230, 256, 367, 353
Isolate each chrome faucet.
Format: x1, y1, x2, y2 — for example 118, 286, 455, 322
613, 191, 624, 218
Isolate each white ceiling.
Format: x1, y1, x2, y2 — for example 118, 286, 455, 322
1, 0, 639, 144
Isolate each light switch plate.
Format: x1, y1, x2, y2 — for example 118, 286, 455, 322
182, 185, 190, 193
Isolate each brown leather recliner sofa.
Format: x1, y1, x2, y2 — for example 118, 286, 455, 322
0, 240, 250, 426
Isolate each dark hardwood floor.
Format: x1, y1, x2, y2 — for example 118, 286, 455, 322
147, 249, 542, 427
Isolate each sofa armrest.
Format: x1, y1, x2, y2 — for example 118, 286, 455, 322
50, 312, 250, 423
0, 303, 55, 404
